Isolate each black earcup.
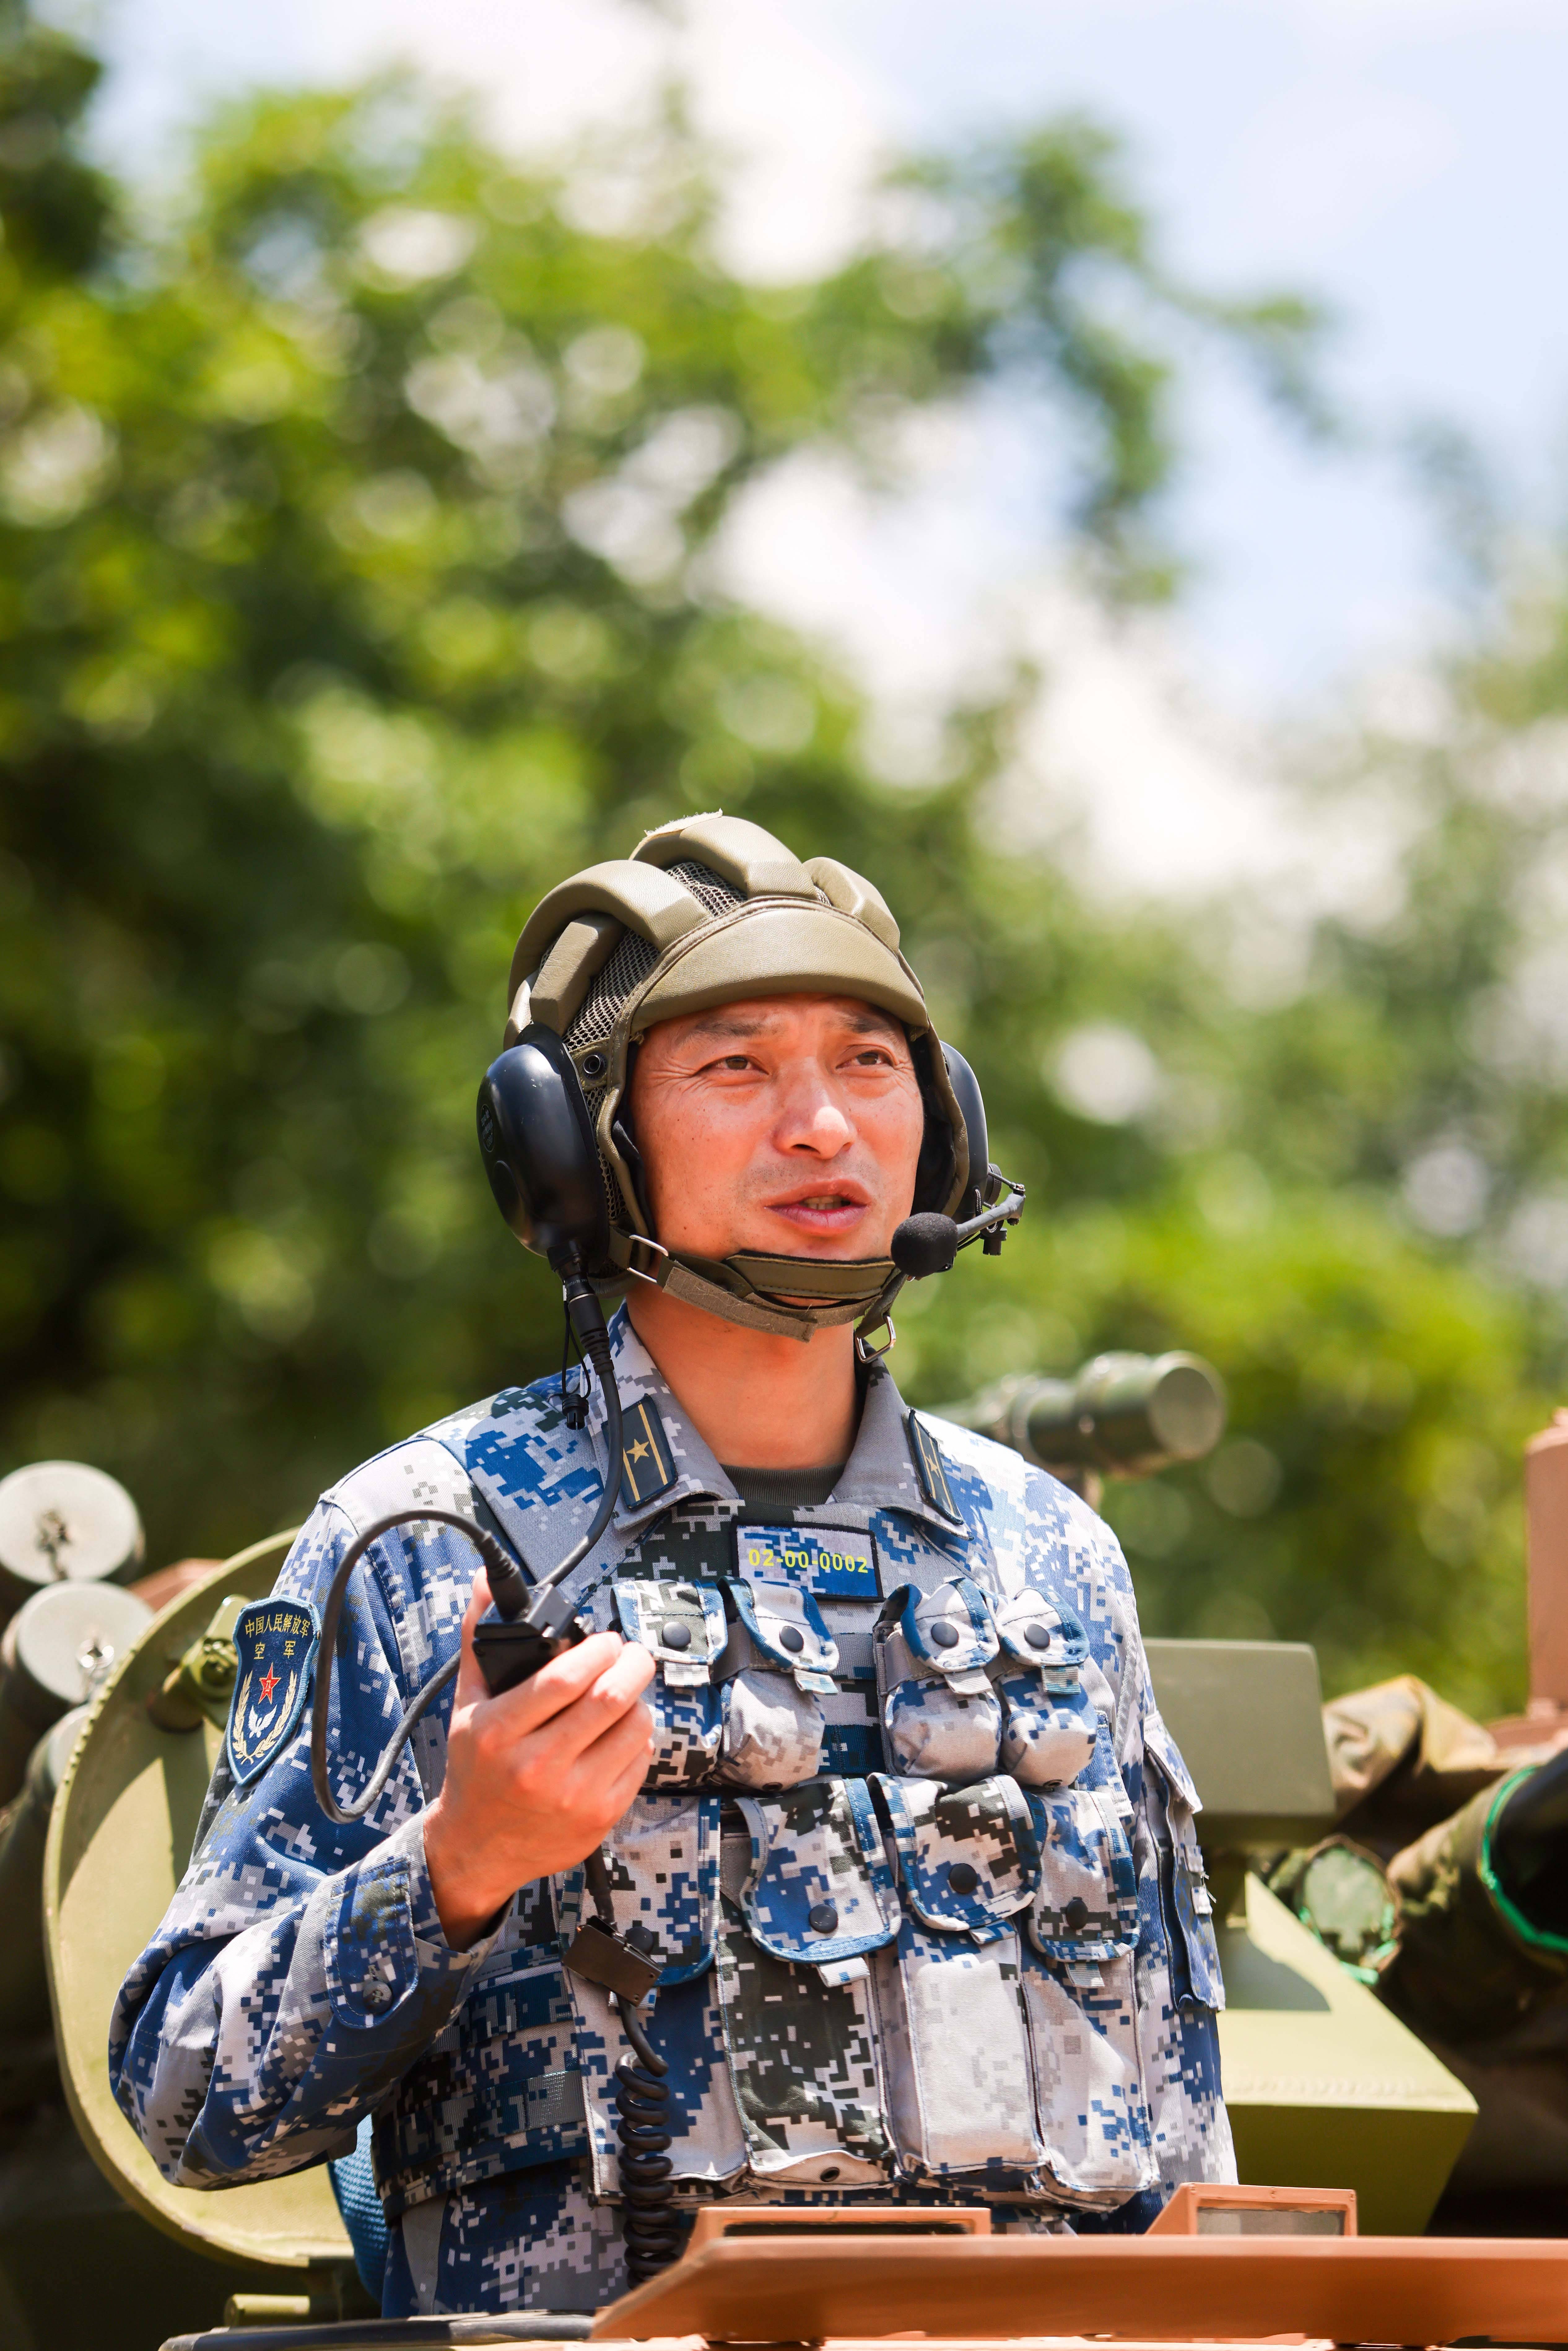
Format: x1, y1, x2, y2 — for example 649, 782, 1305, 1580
477, 1024, 610, 1269
940, 1042, 991, 1222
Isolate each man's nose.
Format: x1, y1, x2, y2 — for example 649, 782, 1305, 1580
773, 1067, 854, 1154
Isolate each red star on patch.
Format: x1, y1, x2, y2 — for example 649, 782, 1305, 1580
258, 1666, 279, 1703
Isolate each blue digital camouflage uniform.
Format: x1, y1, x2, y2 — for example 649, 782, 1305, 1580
110, 1309, 1235, 2318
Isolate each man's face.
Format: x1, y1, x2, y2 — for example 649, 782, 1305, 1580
628, 994, 926, 1263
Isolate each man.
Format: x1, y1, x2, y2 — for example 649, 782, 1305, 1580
111, 813, 1233, 2318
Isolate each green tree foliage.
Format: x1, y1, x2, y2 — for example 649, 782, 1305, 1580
0, 11, 1549, 1716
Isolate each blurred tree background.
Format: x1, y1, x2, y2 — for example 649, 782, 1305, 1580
0, 4, 1561, 1716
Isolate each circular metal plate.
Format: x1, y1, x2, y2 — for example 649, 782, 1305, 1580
8, 1582, 153, 1713
0, 1461, 144, 1600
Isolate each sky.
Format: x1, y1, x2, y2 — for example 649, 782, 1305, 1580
65, 0, 1568, 897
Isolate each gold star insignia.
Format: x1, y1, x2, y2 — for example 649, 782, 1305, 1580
627, 1437, 651, 1463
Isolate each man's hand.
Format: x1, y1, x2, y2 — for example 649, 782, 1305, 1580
423, 1571, 656, 1949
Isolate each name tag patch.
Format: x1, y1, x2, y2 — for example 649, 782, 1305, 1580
735, 1525, 880, 1598
226, 1599, 320, 1786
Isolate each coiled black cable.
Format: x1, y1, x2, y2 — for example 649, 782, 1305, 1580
612, 1994, 681, 2283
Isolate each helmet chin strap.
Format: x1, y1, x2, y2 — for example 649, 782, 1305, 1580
605, 1171, 1024, 1346
606, 1229, 904, 1345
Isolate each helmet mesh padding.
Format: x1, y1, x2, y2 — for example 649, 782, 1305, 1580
565, 928, 659, 1052
561, 861, 746, 1053
665, 857, 752, 921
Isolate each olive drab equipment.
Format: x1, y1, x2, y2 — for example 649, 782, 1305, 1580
36, 1541, 366, 2348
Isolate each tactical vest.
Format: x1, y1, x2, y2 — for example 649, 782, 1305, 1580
373, 1459, 1218, 2222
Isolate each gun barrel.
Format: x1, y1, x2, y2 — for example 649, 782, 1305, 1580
939, 1350, 1226, 1477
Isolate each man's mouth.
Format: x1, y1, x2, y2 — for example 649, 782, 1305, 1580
767, 1189, 870, 1239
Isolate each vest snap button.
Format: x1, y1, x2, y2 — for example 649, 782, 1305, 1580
361, 1978, 392, 2011
947, 1862, 979, 1896
1064, 1895, 1090, 1932
1024, 1621, 1052, 1648
808, 1901, 838, 1934
929, 1620, 960, 1649
778, 1624, 805, 1654
660, 1620, 691, 1650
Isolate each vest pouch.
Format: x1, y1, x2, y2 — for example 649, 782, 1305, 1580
1025, 1784, 1140, 1963
641, 1678, 722, 1789
1017, 1943, 1155, 2207
882, 1678, 1002, 1783
614, 1579, 724, 1790
1144, 1708, 1224, 2011
1016, 1784, 1155, 2207
557, 1790, 719, 1984
888, 1577, 1000, 1685
873, 1771, 1040, 1935
987, 1589, 1096, 1791
613, 1576, 727, 1686
869, 1774, 1044, 2179
997, 1676, 1098, 1790
558, 1791, 748, 2203
875, 1581, 1001, 1784
727, 1574, 838, 1694
569, 1965, 748, 2203
714, 1776, 898, 2186
732, 1777, 899, 1963
718, 1667, 824, 1790
991, 1588, 1090, 1678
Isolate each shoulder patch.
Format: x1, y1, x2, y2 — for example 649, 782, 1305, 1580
226, 1599, 320, 1786
905, 1410, 962, 1523
619, 1396, 677, 1509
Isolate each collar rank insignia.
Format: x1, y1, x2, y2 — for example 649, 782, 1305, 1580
619, 1396, 677, 1511
905, 1410, 962, 1524
226, 1599, 320, 1786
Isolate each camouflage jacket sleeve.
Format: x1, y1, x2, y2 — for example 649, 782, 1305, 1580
108, 1494, 498, 2187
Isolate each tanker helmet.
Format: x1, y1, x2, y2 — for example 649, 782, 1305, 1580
500, 812, 975, 1342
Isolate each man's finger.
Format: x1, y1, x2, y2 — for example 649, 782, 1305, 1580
538, 1644, 655, 1769
549, 1701, 657, 1834
473, 1628, 630, 1739
575, 1693, 657, 1785
597, 1740, 660, 1830
455, 1575, 621, 1726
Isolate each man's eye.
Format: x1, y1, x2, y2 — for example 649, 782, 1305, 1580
715, 1054, 755, 1072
